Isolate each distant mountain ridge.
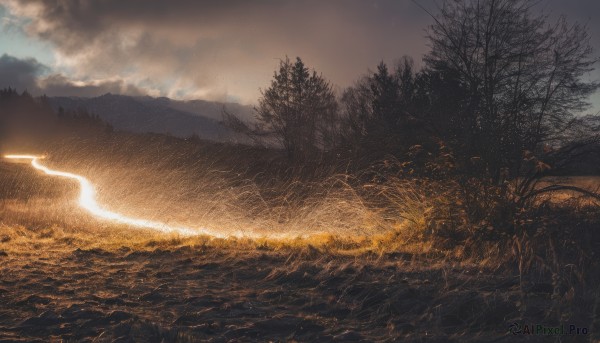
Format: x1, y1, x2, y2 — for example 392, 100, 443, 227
48, 93, 254, 142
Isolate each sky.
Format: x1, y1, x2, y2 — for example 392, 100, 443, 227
0, 0, 598, 111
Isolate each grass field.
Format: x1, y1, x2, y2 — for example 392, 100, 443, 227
538, 176, 600, 204
1, 144, 599, 342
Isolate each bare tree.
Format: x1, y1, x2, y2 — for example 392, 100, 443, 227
422, 0, 599, 182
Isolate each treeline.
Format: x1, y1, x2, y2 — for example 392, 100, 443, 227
0, 87, 111, 151
1, 0, 598, 184
226, 0, 600, 183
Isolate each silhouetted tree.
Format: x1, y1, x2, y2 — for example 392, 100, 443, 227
0, 88, 58, 149
371, 62, 400, 131
340, 57, 427, 159
225, 57, 339, 161
422, 0, 599, 182
0, 88, 111, 150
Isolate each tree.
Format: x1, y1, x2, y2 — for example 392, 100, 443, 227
340, 57, 426, 158
371, 62, 400, 130
254, 57, 339, 160
422, 0, 599, 181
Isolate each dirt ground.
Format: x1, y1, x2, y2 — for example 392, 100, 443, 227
2, 210, 592, 342
0, 240, 532, 342
1, 161, 598, 342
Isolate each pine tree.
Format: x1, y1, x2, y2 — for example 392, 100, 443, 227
255, 57, 338, 160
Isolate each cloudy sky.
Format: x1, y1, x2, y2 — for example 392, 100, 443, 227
0, 0, 598, 111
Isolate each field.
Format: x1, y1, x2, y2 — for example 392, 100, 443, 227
1, 140, 599, 342
0, 234, 525, 342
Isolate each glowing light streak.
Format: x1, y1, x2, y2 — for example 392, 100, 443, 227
4, 154, 223, 238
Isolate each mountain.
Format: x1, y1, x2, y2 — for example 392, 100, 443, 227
139, 97, 255, 122
48, 93, 254, 142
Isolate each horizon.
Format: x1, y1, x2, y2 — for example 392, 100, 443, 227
0, 0, 598, 113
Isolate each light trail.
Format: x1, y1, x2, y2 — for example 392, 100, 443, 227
4, 154, 224, 238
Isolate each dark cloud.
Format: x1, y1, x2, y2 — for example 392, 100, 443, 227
0, 0, 436, 102
0, 53, 46, 92
1, 0, 598, 106
0, 53, 145, 97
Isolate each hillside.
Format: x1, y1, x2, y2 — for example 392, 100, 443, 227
49, 94, 254, 142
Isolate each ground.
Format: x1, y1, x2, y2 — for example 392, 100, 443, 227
0, 234, 528, 342
0, 159, 598, 342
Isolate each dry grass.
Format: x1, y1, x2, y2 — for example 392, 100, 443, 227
536, 176, 600, 204
1, 135, 600, 341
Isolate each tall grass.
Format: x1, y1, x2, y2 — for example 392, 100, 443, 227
3, 131, 599, 271
2, 131, 600, 336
